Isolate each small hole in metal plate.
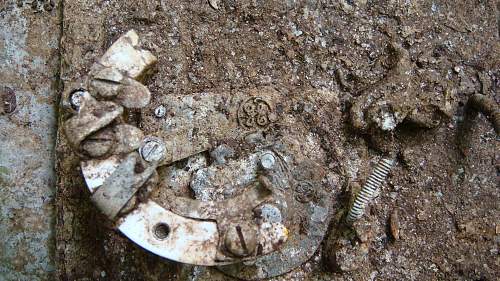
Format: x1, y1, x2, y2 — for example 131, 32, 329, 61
153, 223, 170, 240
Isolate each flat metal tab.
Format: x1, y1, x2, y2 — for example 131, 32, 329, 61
118, 200, 220, 266
81, 155, 121, 193
91, 152, 156, 219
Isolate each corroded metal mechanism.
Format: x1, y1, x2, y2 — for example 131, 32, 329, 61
62, 30, 334, 280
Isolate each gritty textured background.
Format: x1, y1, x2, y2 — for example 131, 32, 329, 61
1, 0, 499, 280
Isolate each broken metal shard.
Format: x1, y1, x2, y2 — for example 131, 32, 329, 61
97, 30, 157, 81
63, 30, 337, 279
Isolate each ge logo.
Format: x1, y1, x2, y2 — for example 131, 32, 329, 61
238, 97, 277, 129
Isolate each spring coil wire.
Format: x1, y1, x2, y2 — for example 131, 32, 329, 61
346, 158, 395, 223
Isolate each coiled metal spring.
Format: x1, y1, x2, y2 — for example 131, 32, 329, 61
346, 158, 395, 224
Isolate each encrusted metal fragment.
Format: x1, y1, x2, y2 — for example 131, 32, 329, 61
349, 43, 413, 132
118, 200, 221, 265
81, 128, 115, 158
159, 176, 272, 220
142, 90, 282, 167
91, 152, 157, 219
63, 91, 123, 150
88, 66, 124, 97
81, 156, 121, 193
88, 69, 152, 108
97, 30, 157, 81
113, 124, 145, 154
115, 77, 152, 108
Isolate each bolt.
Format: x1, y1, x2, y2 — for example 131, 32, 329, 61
224, 222, 258, 257
70, 90, 87, 110
260, 152, 276, 170
140, 137, 166, 162
154, 105, 166, 118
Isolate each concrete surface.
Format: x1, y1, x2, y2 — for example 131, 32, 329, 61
0, 1, 61, 280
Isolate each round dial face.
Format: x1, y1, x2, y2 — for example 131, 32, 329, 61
64, 30, 338, 280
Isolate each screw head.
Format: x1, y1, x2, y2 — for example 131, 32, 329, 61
260, 152, 276, 170
140, 137, 166, 162
154, 105, 166, 118
224, 222, 258, 257
70, 90, 87, 110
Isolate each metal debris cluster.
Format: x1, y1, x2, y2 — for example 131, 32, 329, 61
62, 30, 336, 279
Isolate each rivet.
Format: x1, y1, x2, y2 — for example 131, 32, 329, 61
154, 105, 166, 118
260, 152, 276, 170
